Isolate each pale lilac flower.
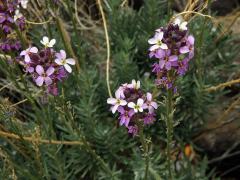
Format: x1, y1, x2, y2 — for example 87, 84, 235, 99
156, 49, 178, 70
40, 36, 56, 48
128, 98, 144, 113
148, 31, 168, 51
127, 79, 140, 89
180, 35, 195, 58
20, 47, 38, 63
107, 91, 127, 114
35, 65, 55, 86
142, 93, 158, 113
118, 106, 135, 127
55, 50, 75, 73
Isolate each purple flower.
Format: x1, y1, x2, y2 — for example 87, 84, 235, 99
156, 49, 178, 70
118, 106, 135, 127
155, 77, 173, 89
35, 65, 55, 86
143, 113, 156, 124
128, 125, 138, 136
148, 31, 168, 51
142, 93, 158, 113
107, 91, 127, 114
179, 35, 195, 58
20, 47, 38, 63
177, 58, 189, 76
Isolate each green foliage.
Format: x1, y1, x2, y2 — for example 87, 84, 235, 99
0, 0, 239, 179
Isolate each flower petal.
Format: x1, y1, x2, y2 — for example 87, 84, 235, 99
155, 31, 163, 40
35, 76, 44, 86
36, 65, 44, 75
159, 60, 165, 69
179, 46, 189, 54
160, 43, 168, 50
55, 59, 62, 65
128, 102, 135, 109
169, 55, 178, 62
24, 55, 31, 63
149, 44, 160, 51
137, 98, 144, 106
64, 64, 72, 73
148, 37, 158, 44
60, 50, 66, 59
20, 50, 26, 56
120, 100, 127, 106
44, 77, 53, 86
30, 47, 38, 53
146, 92, 152, 101
188, 35, 195, 45
66, 58, 75, 65
46, 67, 55, 76
107, 98, 117, 105
112, 104, 119, 114
49, 39, 56, 47
150, 102, 158, 109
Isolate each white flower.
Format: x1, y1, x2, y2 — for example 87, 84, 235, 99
107, 91, 127, 114
55, 50, 76, 73
148, 31, 168, 51
173, 17, 188, 31
128, 98, 144, 113
20, 0, 29, 9
14, 9, 23, 22
128, 79, 140, 89
40, 36, 56, 48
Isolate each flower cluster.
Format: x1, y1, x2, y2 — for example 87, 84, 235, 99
19, 36, 76, 96
148, 17, 195, 90
0, 0, 27, 52
107, 80, 158, 136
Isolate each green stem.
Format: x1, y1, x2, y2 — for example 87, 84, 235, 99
139, 124, 149, 180
166, 89, 173, 180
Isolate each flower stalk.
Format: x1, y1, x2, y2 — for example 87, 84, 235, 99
166, 87, 174, 180
138, 123, 150, 180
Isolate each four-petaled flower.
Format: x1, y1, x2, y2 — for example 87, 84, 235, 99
107, 91, 127, 114
35, 65, 55, 86
156, 49, 178, 70
55, 50, 76, 73
20, 47, 38, 63
148, 31, 168, 51
40, 36, 56, 48
128, 98, 144, 113
118, 106, 135, 127
142, 93, 158, 113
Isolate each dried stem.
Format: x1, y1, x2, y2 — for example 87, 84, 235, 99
0, 130, 83, 145
96, 0, 112, 97
205, 78, 240, 92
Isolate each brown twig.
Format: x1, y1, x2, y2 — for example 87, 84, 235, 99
205, 78, 240, 92
0, 130, 83, 145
